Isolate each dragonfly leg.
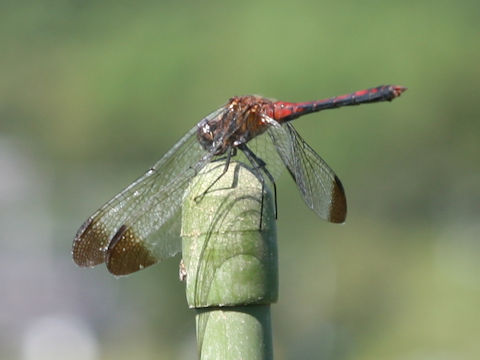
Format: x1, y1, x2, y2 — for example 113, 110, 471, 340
238, 144, 278, 229
194, 146, 235, 203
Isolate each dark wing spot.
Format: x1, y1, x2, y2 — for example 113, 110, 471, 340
329, 175, 347, 223
72, 217, 110, 267
106, 225, 157, 276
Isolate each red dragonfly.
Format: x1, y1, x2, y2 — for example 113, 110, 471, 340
73, 85, 406, 275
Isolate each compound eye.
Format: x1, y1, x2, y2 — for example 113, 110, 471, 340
197, 123, 216, 151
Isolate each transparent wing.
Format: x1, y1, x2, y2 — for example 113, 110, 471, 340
233, 130, 285, 181
267, 122, 347, 223
72, 108, 226, 275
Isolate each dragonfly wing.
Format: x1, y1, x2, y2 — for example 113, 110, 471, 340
267, 122, 347, 223
73, 108, 226, 275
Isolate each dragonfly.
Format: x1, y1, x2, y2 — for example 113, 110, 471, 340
73, 85, 406, 276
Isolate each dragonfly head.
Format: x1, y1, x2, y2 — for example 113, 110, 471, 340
197, 114, 232, 156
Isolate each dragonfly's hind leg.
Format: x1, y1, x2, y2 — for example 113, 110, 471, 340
238, 144, 278, 230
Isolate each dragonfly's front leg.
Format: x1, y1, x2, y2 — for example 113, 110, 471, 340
193, 147, 236, 203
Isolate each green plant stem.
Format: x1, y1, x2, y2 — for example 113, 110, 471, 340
181, 161, 278, 360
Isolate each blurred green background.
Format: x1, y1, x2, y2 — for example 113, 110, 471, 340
1, 0, 479, 359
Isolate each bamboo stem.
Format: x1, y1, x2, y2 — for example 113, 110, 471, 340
181, 161, 278, 359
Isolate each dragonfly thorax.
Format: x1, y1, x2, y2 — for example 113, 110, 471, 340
196, 95, 275, 155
